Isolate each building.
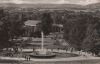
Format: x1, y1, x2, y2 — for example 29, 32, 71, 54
52, 24, 63, 33
23, 20, 41, 37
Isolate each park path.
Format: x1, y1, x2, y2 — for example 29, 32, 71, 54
0, 56, 100, 62
0, 50, 99, 62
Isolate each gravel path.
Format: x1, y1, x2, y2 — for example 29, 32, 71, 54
0, 56, 100, 62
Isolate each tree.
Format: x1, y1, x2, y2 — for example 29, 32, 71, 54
0, 21, 14, 49
0, 9, 13, 49
0, 11, 25, 49
64, 14, 87, 50
63, 14, 100, 51
41, 13, 53, 35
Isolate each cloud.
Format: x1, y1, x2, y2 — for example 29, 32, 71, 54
0, 0, 99, 5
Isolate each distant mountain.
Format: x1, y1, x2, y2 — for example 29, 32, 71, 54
0, 3, 84, 9
86, 3, 100, 9
3, 3, 100, 10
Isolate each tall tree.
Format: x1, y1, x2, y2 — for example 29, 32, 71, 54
41, 13, 53, 35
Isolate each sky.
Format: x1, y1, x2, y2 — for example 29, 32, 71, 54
0, 0, 99, 5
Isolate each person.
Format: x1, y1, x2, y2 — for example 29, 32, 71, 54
28, 56, 31, 61
26, 55, 31, 61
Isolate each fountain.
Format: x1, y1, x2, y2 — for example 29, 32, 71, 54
29, 32, 56, 58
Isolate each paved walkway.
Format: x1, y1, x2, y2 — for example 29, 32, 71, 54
0, 56, 100, 62
0, 50, 99, 62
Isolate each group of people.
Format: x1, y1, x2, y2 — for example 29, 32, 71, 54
24, 55, 31, 61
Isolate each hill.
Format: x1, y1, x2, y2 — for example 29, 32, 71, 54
86, 3, 100, 9
0, 3, 84, 9
1, 3, 100, 11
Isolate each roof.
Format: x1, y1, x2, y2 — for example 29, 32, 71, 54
25, 20, 41, 26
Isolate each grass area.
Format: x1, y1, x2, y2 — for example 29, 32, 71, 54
0, 59, 100, 64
